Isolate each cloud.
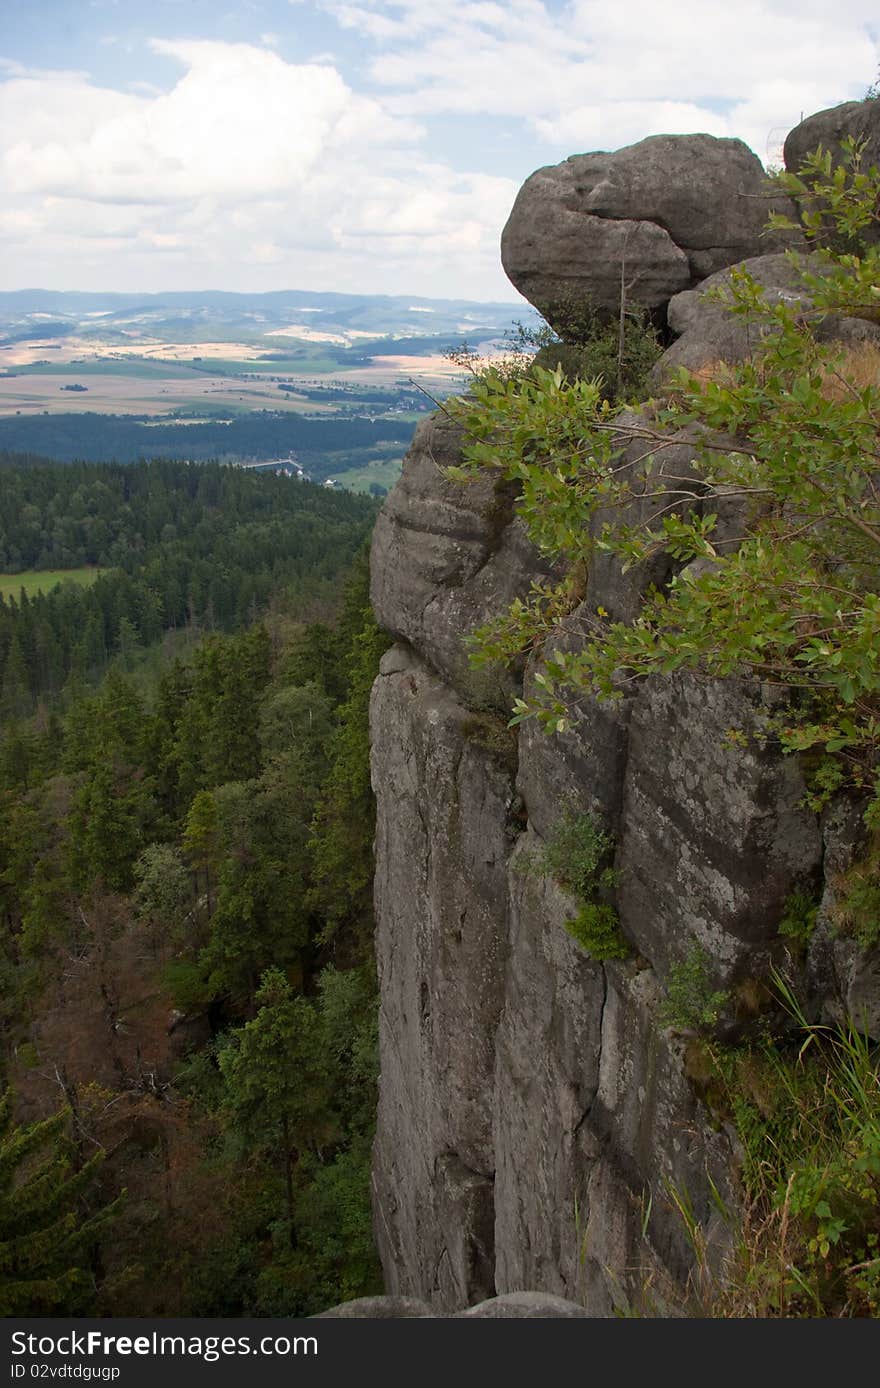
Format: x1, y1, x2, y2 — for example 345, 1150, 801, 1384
533, 102, 730, 151
0, 40, 520, 297
325, 0, 879, 157
1, 41, 417, 204
2, 5, 878, 298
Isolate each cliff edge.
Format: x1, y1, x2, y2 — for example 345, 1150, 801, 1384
366, 106, 880, 1315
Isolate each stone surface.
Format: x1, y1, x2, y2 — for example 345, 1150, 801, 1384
370, 411, 556, 700
366, 110, 880, 1319
785, 100, 880, 220
456, 1292, 592, 1317
366, 412, 824, 1314
655, 252, 880, 381
581, 410, 751, 625
581, 966, 736, 1303
492, 832, 609, 1311
616, 674, 823, 984
315, 1296, 434, 1318
491, 832, 737, 1315
317, 1291, 594, 1317
503, 190, 691, 323
807, 797, 880, 1039
501, 134, 799, 329
516, 653, 632, 841
655, 253, 808, 380
370, 645, 514, 1311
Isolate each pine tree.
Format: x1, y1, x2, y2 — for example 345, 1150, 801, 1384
0, 1091, 117, 1315
1, 634, 31, 720
219, 969, 334, 1249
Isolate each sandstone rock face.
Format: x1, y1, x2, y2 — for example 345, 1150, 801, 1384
491, 834, 608, 1310
616, 675, 822, 982
366, 109, 879, 1319
655, 252, 880, 381
657, 252, 807, 378
784, 100, 880, 200
367, 424, 825, 1314
370, 645, 514, 1311
501, 134, 800, 329
370, 411, 558, 701
807, 798, 880, 1040
367, 390, 875, 1313
580, 410, 751, 625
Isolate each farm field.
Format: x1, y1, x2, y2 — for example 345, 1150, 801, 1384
327, 449, 406, 494
0, 370, 339, 418
0, 355, 464, 420
0, 291, 528, 481
0, 567, 106, 600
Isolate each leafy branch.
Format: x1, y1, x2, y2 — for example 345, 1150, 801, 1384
445, 139, 880, 814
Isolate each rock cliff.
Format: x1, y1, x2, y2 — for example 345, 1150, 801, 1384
366, 101, 880, 1316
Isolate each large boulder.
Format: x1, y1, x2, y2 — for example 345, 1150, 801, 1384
784, 100, 880, 250
653, 252, 880, 382
656, 253, 807, 378
501, 134, 800, 330
785, 99, 880, 182
315, 1296, 434, 1318
316, 1292, 594, 1317
457, 1292, 592, 1317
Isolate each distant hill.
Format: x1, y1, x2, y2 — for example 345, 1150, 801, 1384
0, 287, 535, 349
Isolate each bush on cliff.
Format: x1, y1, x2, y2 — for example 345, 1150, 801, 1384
447, 139, 880, 833
447, 134, 880, 1319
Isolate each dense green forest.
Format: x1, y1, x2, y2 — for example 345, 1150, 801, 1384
0, 413, 414, 477
0, 455, 376, 713
0, 456, 388, 1313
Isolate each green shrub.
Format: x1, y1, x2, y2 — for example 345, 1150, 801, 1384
659, 946, 729, 1033
689, 981, 880, 1317
531, 293, 662, 404
448, 301, 661, 407
778, 891, 820, 951
540, 806, 616, 898
831, 838, 880, 949
529, 805, 629, 961
564, 901, 629, 960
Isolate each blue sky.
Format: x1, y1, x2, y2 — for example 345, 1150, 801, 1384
0, 1, 877, 300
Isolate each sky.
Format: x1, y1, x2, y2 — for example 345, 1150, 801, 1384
0, 0, 878, 302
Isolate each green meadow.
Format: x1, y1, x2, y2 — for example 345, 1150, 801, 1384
0, 567, 106, 600
11, 358, 205, 380
337, 456, 405, 494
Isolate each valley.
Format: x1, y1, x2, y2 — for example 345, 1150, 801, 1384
0, 289, 531, 488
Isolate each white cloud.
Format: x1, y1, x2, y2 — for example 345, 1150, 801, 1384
1, 4, 879, 297
0, 40, 519, 297
534, 102, 730, 151
1, 41, 419, 204
326, 0, 879, 157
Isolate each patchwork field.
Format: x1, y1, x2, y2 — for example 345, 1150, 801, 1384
0, 290, 531, 481
0, 370, 330, 417
0, 349, 465, 419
